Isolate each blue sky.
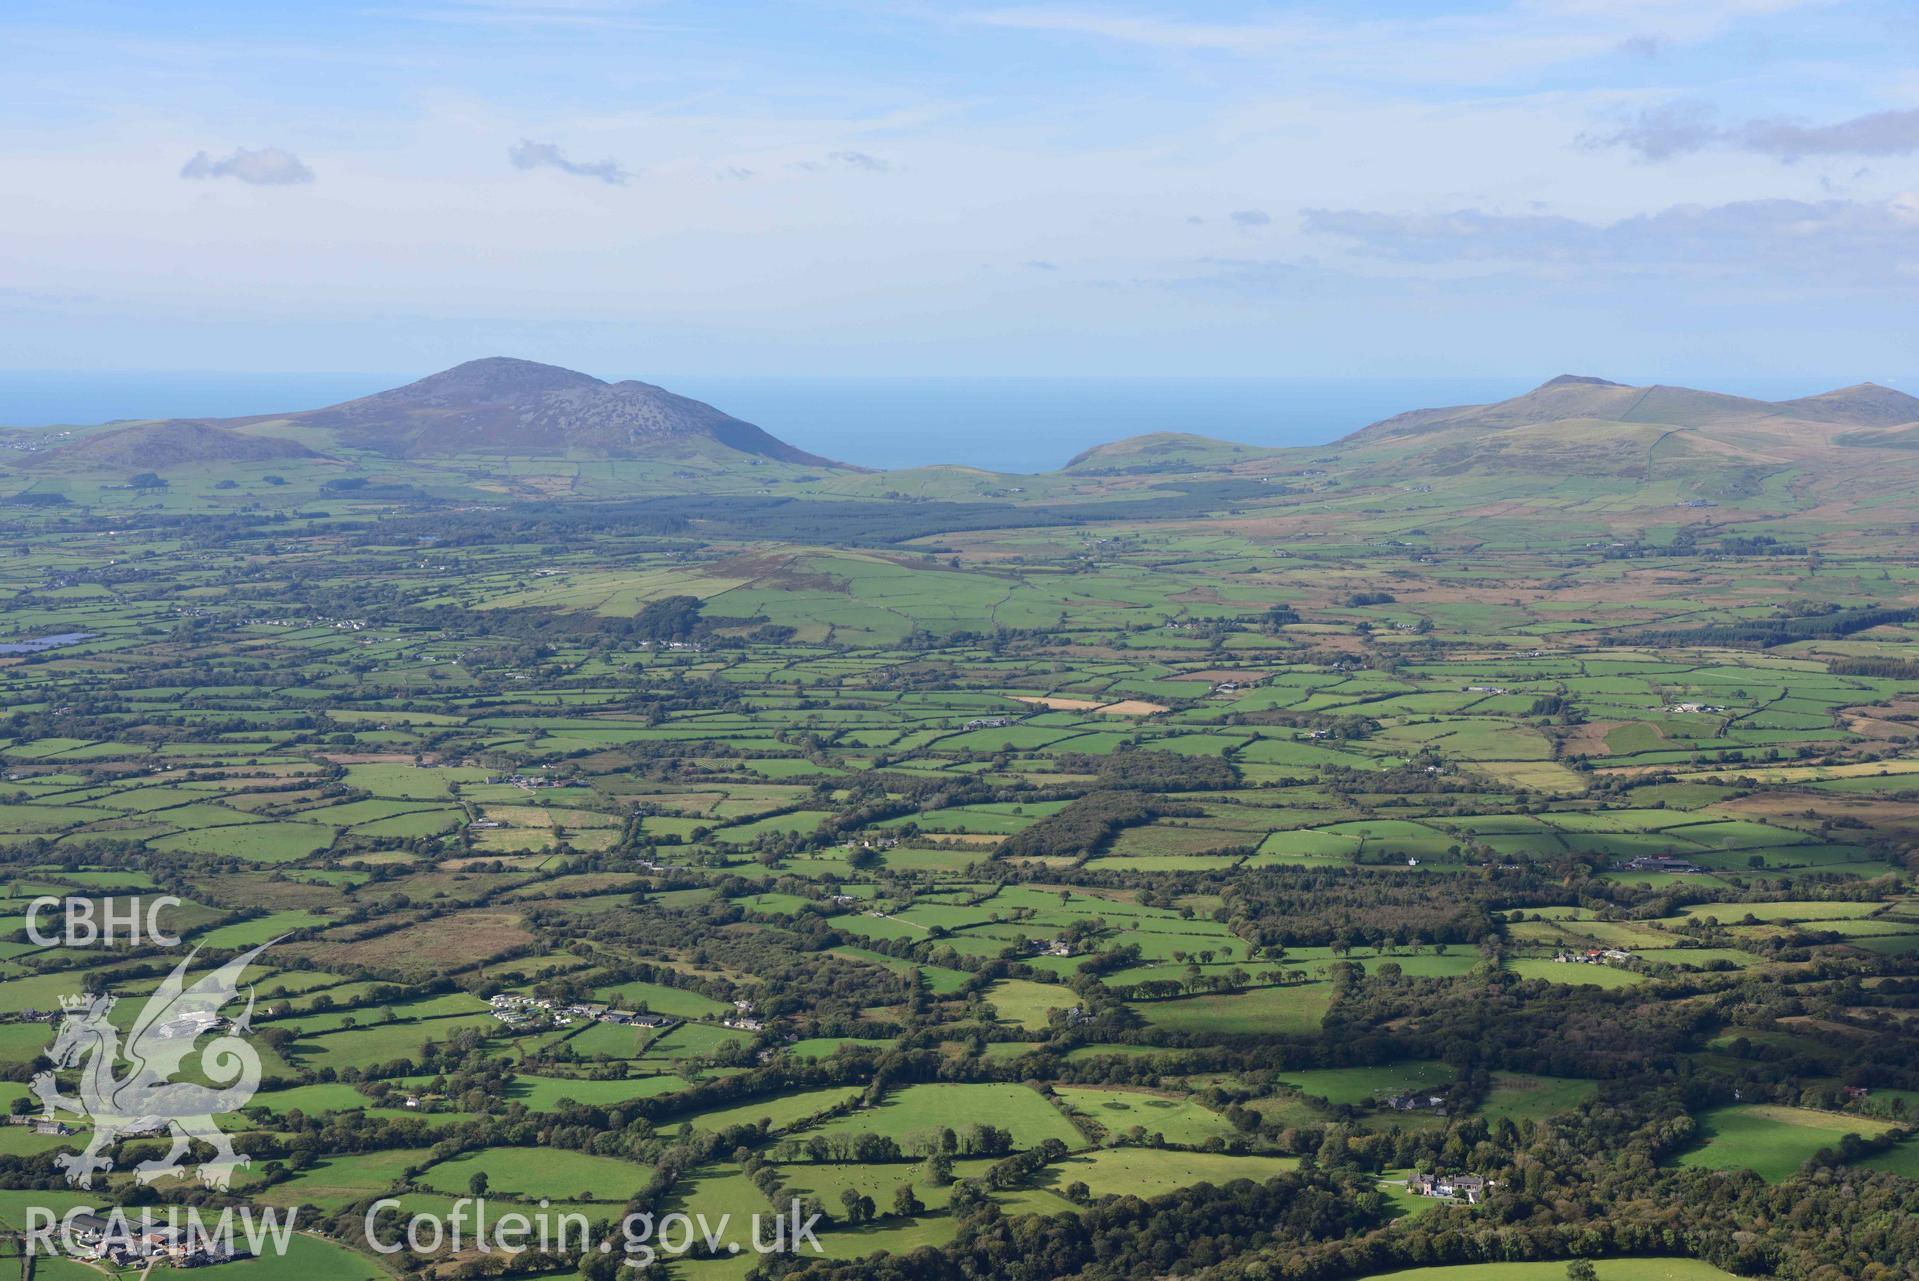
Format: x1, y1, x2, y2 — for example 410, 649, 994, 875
3, 0, 1916, 381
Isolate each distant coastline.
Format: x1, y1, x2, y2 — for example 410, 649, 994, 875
0, 371, 1889, 474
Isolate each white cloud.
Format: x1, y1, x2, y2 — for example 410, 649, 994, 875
828, 150, 892, 172
1589, 103, 1919, 162
179, 146, 314, 185
508, 138, 630, 184
794, 150, 896, 174
1302, 196, 1919, 287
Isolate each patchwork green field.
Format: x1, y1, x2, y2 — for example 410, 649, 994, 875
6, 388, 1919, 1281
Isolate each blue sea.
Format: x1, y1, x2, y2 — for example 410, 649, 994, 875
0, 370, 1871, 474
669, 377, 1530, 472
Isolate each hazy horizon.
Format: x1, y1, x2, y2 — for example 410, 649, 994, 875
5, 366, 1913, 472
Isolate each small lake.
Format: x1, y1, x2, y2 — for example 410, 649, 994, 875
0, 632, 95, 655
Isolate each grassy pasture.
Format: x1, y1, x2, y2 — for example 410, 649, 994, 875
1052, 1086, 1235, 1145
1480, 1073, 1599, 1125
986, 977, 1078, 1029
595, 979, 730, 1018
504, 1074, 690, 1110
1276, 1061, 1456, 1107
996, 1148, 1300, 1216
420, 1146, 652, 1200
1132, 983, 1334, 1036
673, 1086, 864, 1136
1504, 958, 1648, 989
250, 1148, 430, 1209
1674, 1105, 1896, 1182
205, 1233, 390, 1280
802, 1083, 1083, 1153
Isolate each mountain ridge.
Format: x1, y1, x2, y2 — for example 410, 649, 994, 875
27, 421, 319, 470
27, 357, 849, 472
1774, 382, 1919, 426
1344, 374, 1919, 445
14, 365, 1918, 483
1327, 374, 1919, 479
298, 357, 847, 466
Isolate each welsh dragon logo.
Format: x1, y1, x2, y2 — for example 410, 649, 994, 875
33, 942, 275, 1189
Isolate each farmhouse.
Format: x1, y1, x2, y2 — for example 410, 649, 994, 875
1555, 949, 1634, 966
154, 1010, 222, 1040
61, 1211, 242, 1267
120, 1227, 244, 1268
1620, 855, 1703, 873
1385, 1093, 1447, 1112
1409, 1172, 1489, 1203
